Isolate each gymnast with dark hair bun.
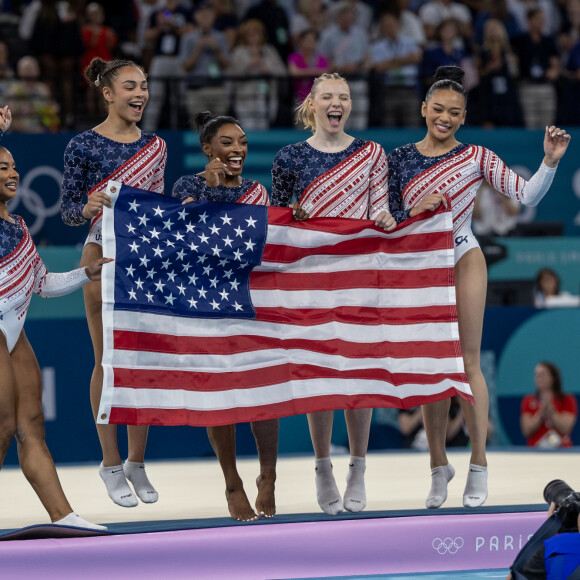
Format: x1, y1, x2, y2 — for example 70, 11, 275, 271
173, 111, 276, 522
387, 65, 571, 510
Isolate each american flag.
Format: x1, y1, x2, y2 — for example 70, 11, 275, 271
98, 182, 472, 427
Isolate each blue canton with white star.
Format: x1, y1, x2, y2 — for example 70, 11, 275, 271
112, 185, 267, 319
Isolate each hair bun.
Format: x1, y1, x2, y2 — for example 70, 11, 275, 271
434, 65, 464, 85
193, 111, 216, 130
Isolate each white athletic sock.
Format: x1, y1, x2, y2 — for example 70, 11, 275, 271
463, 464, 488, 508
54, 512, 108, 531
344, 456, 366, 513
123, 460, 158, 503
99, 463, 138, 507
426, 464, 455, 509
315, 457, 343, 515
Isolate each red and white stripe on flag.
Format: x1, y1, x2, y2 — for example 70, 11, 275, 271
99, 187, 472, 427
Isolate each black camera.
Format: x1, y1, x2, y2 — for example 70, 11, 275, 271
543, 479, 580, 531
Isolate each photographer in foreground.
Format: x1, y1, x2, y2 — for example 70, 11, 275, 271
509, 480, 580, 579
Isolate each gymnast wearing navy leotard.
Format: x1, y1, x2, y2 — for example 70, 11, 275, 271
60, 57, 167, 508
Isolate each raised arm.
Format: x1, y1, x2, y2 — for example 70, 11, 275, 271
484, 127, 571, 208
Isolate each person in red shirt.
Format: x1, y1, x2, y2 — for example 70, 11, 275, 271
520, 361, 578, 448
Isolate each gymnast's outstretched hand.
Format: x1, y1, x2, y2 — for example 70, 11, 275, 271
85, 257, 114, 281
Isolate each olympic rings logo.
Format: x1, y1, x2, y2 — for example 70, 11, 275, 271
7, 165, 64, 236
432, 537, 464, 555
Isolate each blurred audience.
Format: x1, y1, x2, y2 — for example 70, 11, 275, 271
142, 0, 193, 131
472, 181, 521, 236
370, 11, 422, 127
512, 8, 560, 128
2, 0, 580, 129
228, 18, 286, 129
6, 55, 60, 132
27, 0, 83, 129
317, 0, 371, 129
534, 268, 580, 308
287, 29, 329, 103
418, 0, 473, 42
474, 18, 523, 126
81, 3, 118, 122
290, 0, 328, 46
520, 361, 578, 447
243, 0, 292, 61
179, 0, 230, 119
0, 41, 15, 95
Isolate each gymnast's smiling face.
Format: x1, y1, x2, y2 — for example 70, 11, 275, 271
422, 88, 466, 143
308, 79, 352, 134
0, 147, 19, 204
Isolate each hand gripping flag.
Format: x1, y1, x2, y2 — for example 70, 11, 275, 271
98, 182, 472, 427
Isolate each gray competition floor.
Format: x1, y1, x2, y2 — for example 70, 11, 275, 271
1, 448, 578, 530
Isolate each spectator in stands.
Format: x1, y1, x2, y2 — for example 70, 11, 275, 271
228, 19, 286, 129
142, 0, 194, 131
559, 0, 580, 56
82, 3, 118, 123
133, 0, 165, 70
288, 29, 329, 103
6, 55, 60, 132
28, 0, 84, 129
328, 0, 374, 32
512, 8, 560, 128
243, 0, 292, 61
418, 0, 473, 43
534, 267, 579, 308
474, 18, 523, 126
558, 0, 580, 124
0, 41, 15, 95
370, 11, 422, 127
211, 0, 240, 51
473, 0, 521, 46
290, 0, 328, 46
179, 0, 230, 119
520, 361, 578, 447
317, 1, 371, 129
472, 182, 521, 236
422, 19, 467, 84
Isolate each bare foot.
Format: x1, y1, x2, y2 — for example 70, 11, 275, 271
255, 469, 276, 518
226, 487, 258, 522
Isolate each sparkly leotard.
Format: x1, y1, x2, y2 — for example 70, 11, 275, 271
61, 130, 168, 245
172, 174, 269, 206
271, 138, 389, 219
387, 143, 557, 263
0, 215, 89, 352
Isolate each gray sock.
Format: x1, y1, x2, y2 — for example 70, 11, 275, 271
463, 464, 488, 508
99, 463, 138, 507
315, 457, 343, 515
344, 456, 366, 513
426, 464, 455, 509
123, 460, 159, 503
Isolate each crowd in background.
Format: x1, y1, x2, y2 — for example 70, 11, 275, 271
0, 0, 579, 131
